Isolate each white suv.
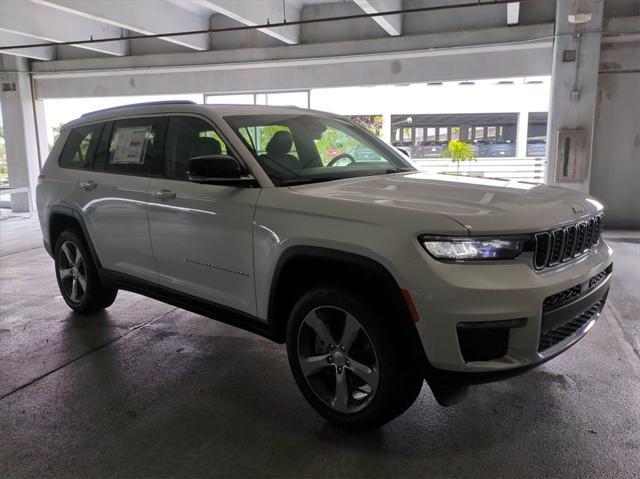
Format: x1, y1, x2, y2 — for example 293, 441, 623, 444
37, 101, 613, 429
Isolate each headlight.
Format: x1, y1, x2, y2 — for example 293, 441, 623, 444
420, 236, 526, 261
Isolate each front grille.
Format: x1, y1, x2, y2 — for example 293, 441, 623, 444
538, 297, 605, 352
589, 264, 613, 289
542, 264, 612, 313
549, 229, 565, 266
534, 214, 604, 270
534, 232, 551, 269
543, 285, 581, 312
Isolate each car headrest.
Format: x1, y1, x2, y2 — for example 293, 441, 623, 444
266, 131, 293, 156
191, 136, 222, 158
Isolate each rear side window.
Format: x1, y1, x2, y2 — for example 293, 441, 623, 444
105, 117, 166, 176
59, 123, 103, 170
164, 116, 233, 181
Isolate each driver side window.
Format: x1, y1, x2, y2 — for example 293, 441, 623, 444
238, 125, 299, 159
164, 116, 233, 181
314, 126, 387, 166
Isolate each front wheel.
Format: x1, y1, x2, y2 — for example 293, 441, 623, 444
54, 229, 118, 313
286, 287, 423, 430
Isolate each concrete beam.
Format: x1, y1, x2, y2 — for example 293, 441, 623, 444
31, 22, 553, 75
195, 0, 300, 45
0, 31, 55, 60
0, 1, 127, 56
353, 0, 402, 36
31, 41, 552, 98
31, 0, 209, 51
507, 2, 520, 26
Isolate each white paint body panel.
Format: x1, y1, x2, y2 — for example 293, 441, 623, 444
148, 178, 260, 315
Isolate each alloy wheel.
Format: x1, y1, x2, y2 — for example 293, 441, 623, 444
297, 306, 379, 413
58, 241, 87, 303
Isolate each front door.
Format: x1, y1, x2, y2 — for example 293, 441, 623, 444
147, 115, 260, 315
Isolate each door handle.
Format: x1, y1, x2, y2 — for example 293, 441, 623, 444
79, 180, 97, 191
152, 189, 176, 200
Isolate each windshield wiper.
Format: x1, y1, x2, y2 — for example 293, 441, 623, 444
279, 177, 337, 187
381, 167, 414, 175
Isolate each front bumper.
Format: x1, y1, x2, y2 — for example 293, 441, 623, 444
402, 239, 614, 376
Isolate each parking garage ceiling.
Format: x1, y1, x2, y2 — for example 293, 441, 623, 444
1, 1, 540, 59
0, 0, 638, 98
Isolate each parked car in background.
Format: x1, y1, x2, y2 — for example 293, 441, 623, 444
416, 140, 447, 158
527, 136, 547, 157
37, 102, 613, 430
475, 139, 516, 157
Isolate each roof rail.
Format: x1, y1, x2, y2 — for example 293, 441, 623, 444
81, 100, 197, 117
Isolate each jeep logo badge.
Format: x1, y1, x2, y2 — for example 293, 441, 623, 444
571, 205, 585, 215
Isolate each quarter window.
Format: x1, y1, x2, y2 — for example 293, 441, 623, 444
59, 123, 103, 170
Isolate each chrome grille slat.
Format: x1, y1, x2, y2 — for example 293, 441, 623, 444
534, 232, 551, 270
562, 225, 577, 261
533, 214, 604, 271
548, 229, 565, 266
574, 221, 587, 257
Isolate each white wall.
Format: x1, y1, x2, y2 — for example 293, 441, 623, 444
590, 41, 640, 229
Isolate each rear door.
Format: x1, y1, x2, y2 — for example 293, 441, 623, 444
147, 115, 260, 315
82, 116, 166, 283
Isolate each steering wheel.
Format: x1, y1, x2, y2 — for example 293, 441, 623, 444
327, 153, 356, 167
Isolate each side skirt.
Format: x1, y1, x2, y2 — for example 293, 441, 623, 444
101, 270, 281, 343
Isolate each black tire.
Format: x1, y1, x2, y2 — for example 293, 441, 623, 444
54, 229, 118, 313
286, 287, 423, 430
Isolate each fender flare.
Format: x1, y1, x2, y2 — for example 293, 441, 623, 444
267, 245, 428, 367
48, 205, 103, 272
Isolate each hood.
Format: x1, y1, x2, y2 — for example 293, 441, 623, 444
289, 172, 603, 234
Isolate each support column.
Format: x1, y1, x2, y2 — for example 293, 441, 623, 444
0, 56, 42, 213
381, 113, 391, 143
516, 110, 529, 157
545, 0, 604, 192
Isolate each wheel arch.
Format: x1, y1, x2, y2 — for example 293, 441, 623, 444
48, 206, 103, 271
267, 246, 428, 369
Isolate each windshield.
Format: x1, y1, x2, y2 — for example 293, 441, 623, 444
224, 114, 415, 186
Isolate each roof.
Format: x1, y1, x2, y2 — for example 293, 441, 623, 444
66, 102, 332, 129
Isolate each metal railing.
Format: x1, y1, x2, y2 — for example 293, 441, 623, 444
412, 157, 548, 183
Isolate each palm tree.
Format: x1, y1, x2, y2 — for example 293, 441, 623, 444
52, 122, 65, 142
441, 140, 476, 173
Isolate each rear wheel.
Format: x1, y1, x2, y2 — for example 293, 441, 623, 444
54, 229, 117, 313
286, 287, 423, 430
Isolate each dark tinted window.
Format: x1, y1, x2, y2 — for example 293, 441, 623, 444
59, 123, 103, 170
164, 116, 232, 181
106, 117, 165, 176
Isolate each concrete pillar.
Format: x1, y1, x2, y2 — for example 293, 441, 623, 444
460, 124, 470, 142
0, 56, 42, 213
381, 113, 391, 143
516, 111, 529, 157
545, 0, 604, 191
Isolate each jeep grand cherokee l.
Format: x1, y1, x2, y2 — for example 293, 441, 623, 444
37, 101, 613, 429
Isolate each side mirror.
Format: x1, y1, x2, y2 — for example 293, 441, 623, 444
187, 155, 255, 185
397, 147, 411, 159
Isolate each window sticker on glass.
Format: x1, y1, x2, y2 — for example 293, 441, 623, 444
111, 126, 151, 164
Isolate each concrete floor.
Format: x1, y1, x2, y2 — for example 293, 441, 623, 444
1, 216, 639, 479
